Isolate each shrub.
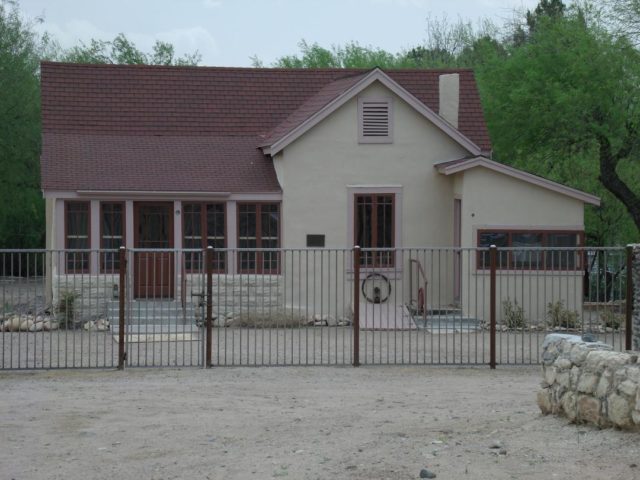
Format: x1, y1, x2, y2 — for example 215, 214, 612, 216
57, 290, 79, 329
502, 299, 527, 329
600, 310, 623, 330
227, 311, 308, 328
546, 301, 580, 330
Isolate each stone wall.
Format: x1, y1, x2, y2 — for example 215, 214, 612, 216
537, 333, 640, 430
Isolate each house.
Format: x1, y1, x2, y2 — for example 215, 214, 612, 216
40, 62, 600, 325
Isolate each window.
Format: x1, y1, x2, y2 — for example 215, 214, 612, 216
65, 201, 90, 273
355, 194, 394, 267
183, 203, 226, 272
238, 203, 280, 274
477, 230, 583, 270
100, 202, 125, 272
358, 97, 393, 144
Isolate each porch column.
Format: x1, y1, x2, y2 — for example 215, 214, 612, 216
173, 201, 182, 250
227, 201, 237, 274
125, 201, 134, 249
90, 200, 100, 274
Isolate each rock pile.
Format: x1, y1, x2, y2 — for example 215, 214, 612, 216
537, 333, 640, 430
0, 315, 59, 332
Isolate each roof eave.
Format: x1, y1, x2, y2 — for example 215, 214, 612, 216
436, 156, 601, 207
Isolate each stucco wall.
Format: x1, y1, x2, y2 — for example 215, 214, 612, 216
275, 81, 471, 313
457, 167, 585, 324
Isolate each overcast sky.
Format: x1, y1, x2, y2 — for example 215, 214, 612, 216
19, 0, 540, 66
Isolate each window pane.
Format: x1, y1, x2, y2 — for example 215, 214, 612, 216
101, 203, 124, 272
547, 233, 580, 269
478, 231, 508, 268
375, 195, 394, 266
206, 204, 225, 271
512, 233, 543, 269
355, 196, 373, 265
66, 202, 89, 272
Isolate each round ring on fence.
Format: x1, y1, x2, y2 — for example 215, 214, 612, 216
361, 273, 391, 304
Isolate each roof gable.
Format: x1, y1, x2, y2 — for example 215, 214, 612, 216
436, 156, 600, 206
261, 68, 482, 156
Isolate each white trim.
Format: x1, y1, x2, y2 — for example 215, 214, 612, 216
436, 156, 601, 206
43, 191, 282, 201
358, 96, 393, 144
264, 68, 482, 157
90, 200, 100, 274
226, 201, 238, 274
125, 201, 134, 249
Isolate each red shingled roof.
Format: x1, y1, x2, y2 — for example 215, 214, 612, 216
40, 62, 491, 193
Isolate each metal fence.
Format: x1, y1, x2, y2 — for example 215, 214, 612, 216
0, 246, 633, 370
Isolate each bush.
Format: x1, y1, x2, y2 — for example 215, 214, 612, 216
546, 301, 580, 330
600, 310, 623, 330
502, 299, 527, 329
57, 290, 79, 329
227, 311, 308, 328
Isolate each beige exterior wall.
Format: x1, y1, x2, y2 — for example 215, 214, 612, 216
274, 81, 472, 315
456, 167, 585, 324
276, 81, 469, 249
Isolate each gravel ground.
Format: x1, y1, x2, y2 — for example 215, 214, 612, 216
1, 327, 628, 369
2, 366, 639, 480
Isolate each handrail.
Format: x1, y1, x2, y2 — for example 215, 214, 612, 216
408, 258, 428, 313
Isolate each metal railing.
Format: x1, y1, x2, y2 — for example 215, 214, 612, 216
0, 245, 633, 369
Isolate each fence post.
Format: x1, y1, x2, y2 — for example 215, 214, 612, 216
206, 246, 213, 368
489, 244, 497, 369
118, 246, 127, 370
353, 246, 361, 367
626, 245, 633, 351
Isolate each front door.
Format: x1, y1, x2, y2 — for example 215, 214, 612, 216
134, 203, 174, 299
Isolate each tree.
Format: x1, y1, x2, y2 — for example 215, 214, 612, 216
61, 33, 201, 65
0, 0, 46, 248
481, 4, 640, 243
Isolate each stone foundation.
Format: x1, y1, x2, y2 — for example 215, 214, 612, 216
537, 333, 640, 430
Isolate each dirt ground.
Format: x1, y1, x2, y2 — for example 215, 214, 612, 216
1, 366, 639, 480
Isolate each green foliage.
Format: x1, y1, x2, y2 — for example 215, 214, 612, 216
0, 0, 201, 250
56, 290, 79, 329
0, 0, 46, 248
502, 299, 527, 329
60, 33, 201, 65
600, 309, 623, 330
546, 300, 580, 329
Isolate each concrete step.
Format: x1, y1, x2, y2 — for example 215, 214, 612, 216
112, 323, 201, 335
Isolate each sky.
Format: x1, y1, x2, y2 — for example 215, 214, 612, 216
18, 0, 541, 67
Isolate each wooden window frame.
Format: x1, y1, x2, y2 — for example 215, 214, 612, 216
64, 201, 91, 274
237, 202, 281, 275
354, 193, 395, 268
100, 201, 125, 273
182, 202, 227, 273
476, 229, 585, 271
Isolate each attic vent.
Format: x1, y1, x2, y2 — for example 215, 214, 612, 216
358, 97, 393, 144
